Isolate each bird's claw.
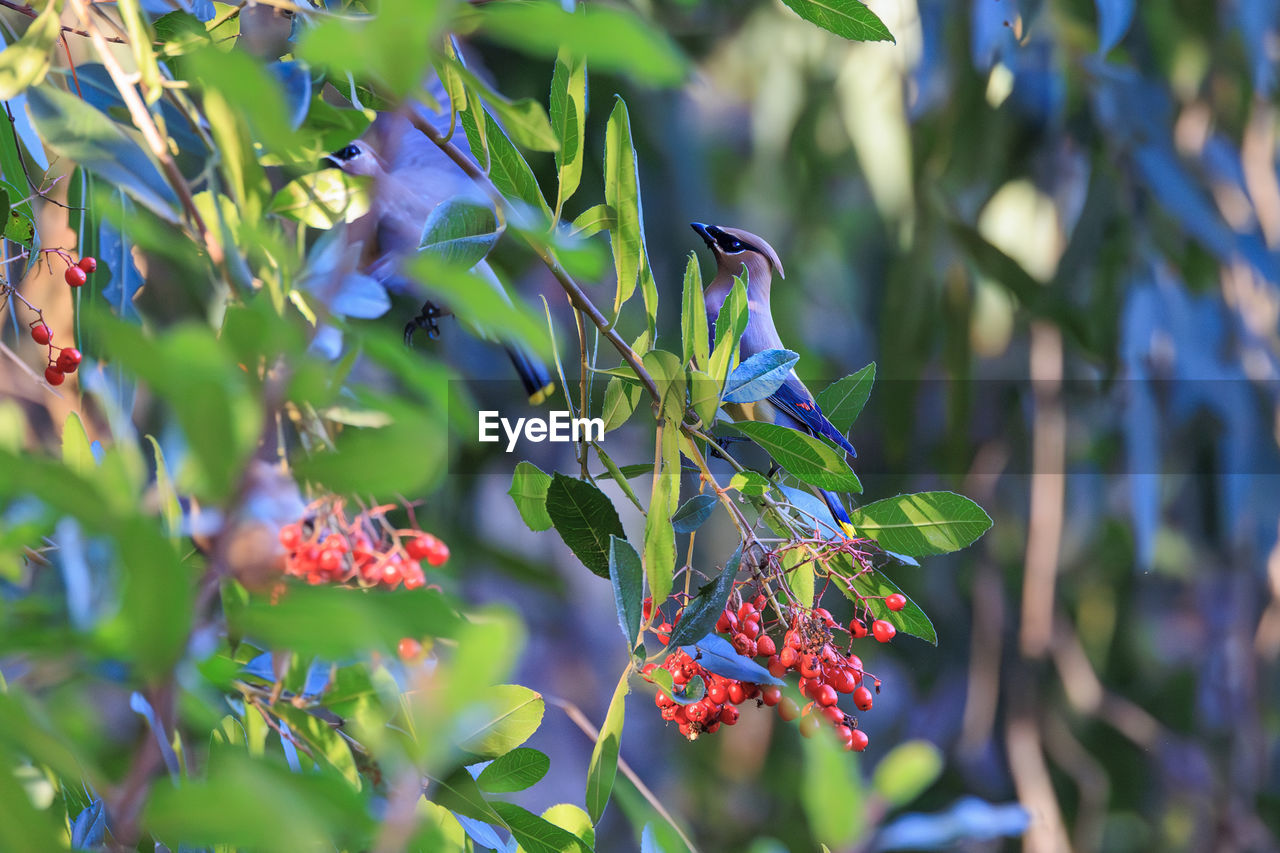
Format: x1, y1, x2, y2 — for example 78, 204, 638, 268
404, 301, 444, 346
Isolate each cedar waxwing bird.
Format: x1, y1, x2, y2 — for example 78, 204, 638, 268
323, 112, 555, 405
692, 222, 856, 526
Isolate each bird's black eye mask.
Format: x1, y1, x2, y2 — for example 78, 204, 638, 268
691, 222, 755, 255
331, 144, 361, 162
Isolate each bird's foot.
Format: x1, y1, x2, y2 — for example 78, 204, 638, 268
404, 301, 445, 346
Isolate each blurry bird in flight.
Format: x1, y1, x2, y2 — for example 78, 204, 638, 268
692, 222, 856, 526
323, 105, 555, 405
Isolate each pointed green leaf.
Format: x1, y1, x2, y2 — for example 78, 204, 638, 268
460, 104, 550, 218
460, 684, 545, 758
832, 562, 935, 644
671, 494, 718, 533
0, 0, 60, 99
728, 421, 862, 493
605, 97, 647, 315
815, 363, 875, 435
492, 802, 592, 853
419, 196, 499, 267
707, 275, 748, 385
609, 536, 643, 648
545, 473, 625, 578
846, 491, 992, 556
722, 349, 799, 404
551, 50, 587, 211
779, 0, 895, 42
681, 253, 709, 369
477, 747, 550, 793
665, 546, 741, 649
601, 375, 640, 433
569, 203, 614, 237
585, 671, 628, 823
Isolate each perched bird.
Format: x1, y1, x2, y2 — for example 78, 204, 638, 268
692, 222, 856, 526
323, 109, 555, 405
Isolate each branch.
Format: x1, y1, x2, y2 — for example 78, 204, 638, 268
406, 109, 661, 403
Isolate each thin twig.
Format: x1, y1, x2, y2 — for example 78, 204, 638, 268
0, 0, 128, 43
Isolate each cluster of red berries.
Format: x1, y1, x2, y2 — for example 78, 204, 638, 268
4, 253, 95, 386
278, 498, 449, 590
646, 649, 757, 739
63, 254, 96, 288
647, 589, 908, 752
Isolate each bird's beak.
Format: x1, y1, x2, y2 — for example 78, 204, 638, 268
690, 222, 716, 250
321, 154, 341, 169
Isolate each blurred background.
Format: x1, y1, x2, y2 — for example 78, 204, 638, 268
4, 0, 1279, 850
444, 0, 1280, 850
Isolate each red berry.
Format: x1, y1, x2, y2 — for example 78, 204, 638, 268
853, 685, 874, 711
836, 724, 853, 743
77, 256, 97, 273
831, 667, 858, 693
779, 645, 799, 668
761, 685, 782, 706
44, 365, 65, 385
397, 637, 422, 660
752, 594, 767, 610
64, 266, 87, 287
815, 683, 838, 707
707, 681, 728, 704
814, 607, 835, 626
56, 348, 82, 374
822, 704, 845, 724
739, 619, 760, 640
848, 729, 869, 751
405, 534, 435, 560
767, 655, 787, 678
726, 681, 746, 705
720, 704, 740, 725
784, 629, 802, 649
425, 539, 449, 566
30, 323, 52, 345
402, 563, 426, 589
872, 620, 896, 643
279, 524, 302, 551
756, 634, 777, 657
850, 619, 869, 639
885, 593, 907, 612
799, 654, 822, 680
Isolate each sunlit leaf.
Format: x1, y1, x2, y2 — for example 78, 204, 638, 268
509, 461, 554, 531
846, 491, 992, 556
419, 196, 500, 268
551, 50, 587, 212
729, 421, 863, 493
477, 747, 550, 793
268, 170, 370, 229
605, 98, 646, 315
778, 0, 895, 42
0, 0, 60, 99
814, 363, 875, 435
585, 671, 628, 823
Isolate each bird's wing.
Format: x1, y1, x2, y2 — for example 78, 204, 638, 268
768, 374, 857, 457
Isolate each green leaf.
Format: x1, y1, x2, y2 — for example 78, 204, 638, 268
299, 0, 444, 98
408, 255, 550, 357
643, 424, 679, 604
545, 473, 625, 578
681, 253, 709, 369
846, 491, 992, 556
4, 208, 33, 245
666, 546, 740, 649
569, 203, 614, 237
730, 470, 772, 497
815, 363, 875, 435
585, 671, 629, 823
688, 369, 720, 431
832, 564, 936, 644
470, 2, 687, 86
0, 0, 60, 99
460, 104, 550, 219
509, 461, 554, 531
0, 741, 62, 851
419, 196, 499, 268
671, 494, 718, 533
782, 546, 815, 609
550, 50, 587, 212
477, 747, 550, 793
26, 84, 180, 222
601, 375, 641, 433
492, 801, 592, 853
460, 684, 546, 757
443, 57, 557, 152
537, 804, 595, 851
778, 0, 895, 42
872, 740, 943, 807
707, 275, 748, 385
800, 734, 865, 846
238, 585, 461, 658
728, 421, 862, 493
268, 170, 370, 228
722, 349, 799, 404
595, 446, 644, 511
609, 536, 643, 648
605, 97, 647, 316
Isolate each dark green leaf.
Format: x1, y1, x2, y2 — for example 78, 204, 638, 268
666, 546, 741, 649
729, 421, 862, 493
491, 801, 593, 853
459, 104, 550, 218
814, 363, 875, 435
833, 564, 936, 644
846, 491, 992, 556
671, 494, 718, 533
722, 348, 799, 404
477, 747, 551, 793
778, 0, 895, 42
509, 461, 554, 531
545, 473, 625, 577
609, 536, 643, 648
